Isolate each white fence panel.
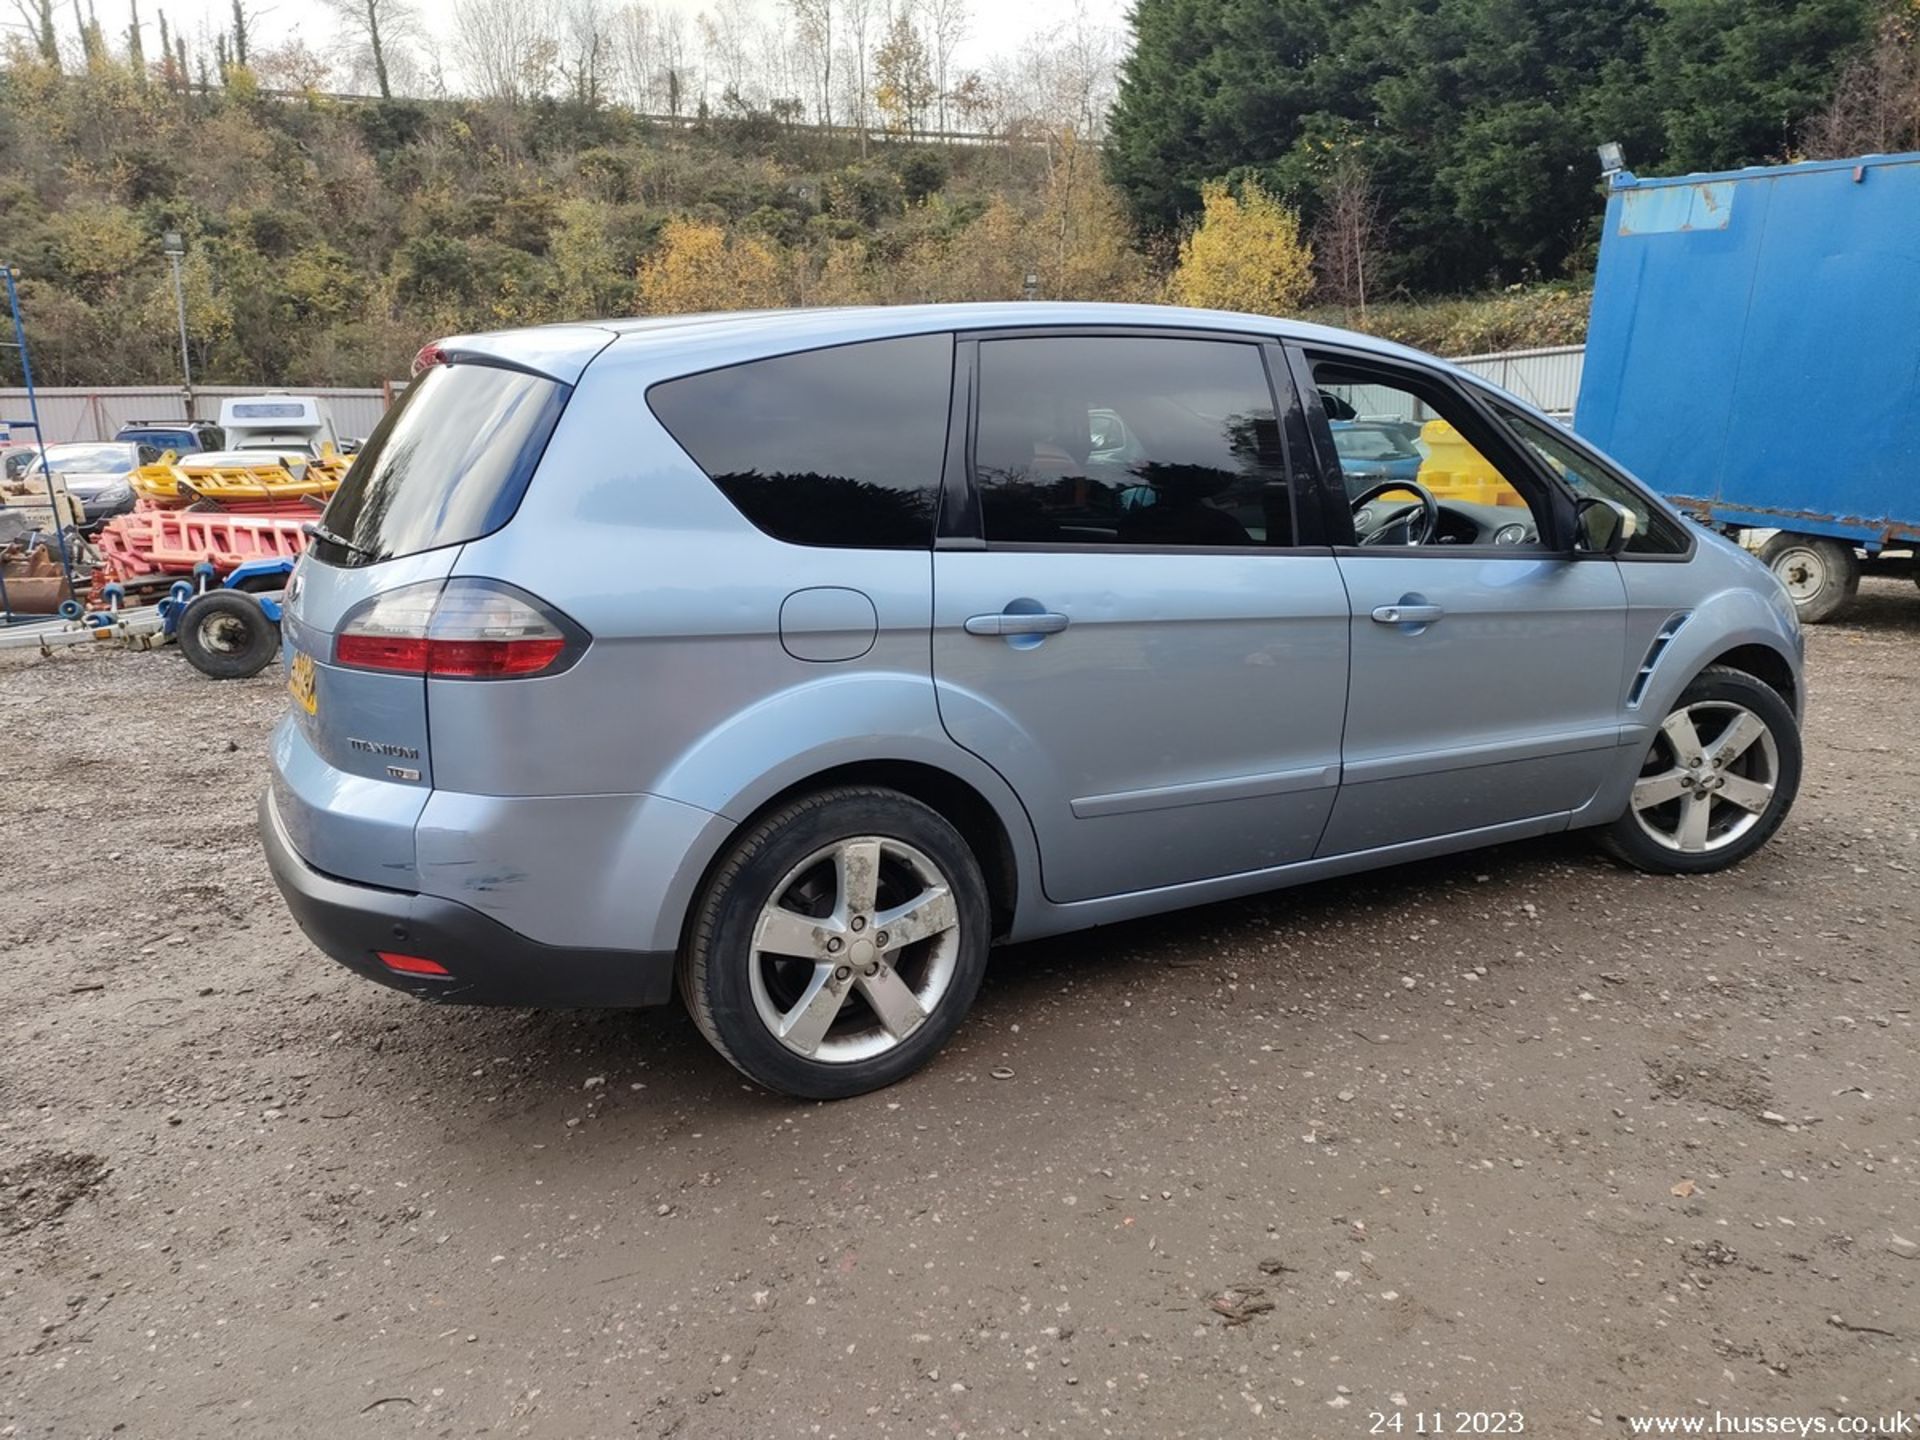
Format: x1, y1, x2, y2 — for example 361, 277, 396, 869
1449, 345, 1586, 416
0, 386, 394, 445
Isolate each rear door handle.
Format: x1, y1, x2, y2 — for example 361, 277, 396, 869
1371, 603, 1445, 625
965, 612, 1071, 637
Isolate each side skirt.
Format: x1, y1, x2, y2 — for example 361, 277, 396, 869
1006, 811, 1574, 944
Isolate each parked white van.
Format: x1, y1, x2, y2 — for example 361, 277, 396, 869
216, 395, 341, 456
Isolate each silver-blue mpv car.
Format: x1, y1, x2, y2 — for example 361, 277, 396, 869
260, 303, 1805, 1097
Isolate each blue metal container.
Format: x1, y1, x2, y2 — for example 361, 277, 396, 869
1576, 152, 1920, 554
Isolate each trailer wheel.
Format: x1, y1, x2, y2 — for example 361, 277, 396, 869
178, 591, 280, 680
1759, 533, 1859, 624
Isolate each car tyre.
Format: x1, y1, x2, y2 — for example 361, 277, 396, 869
1758, 532, 1858, 623
177, 590, 280, 680
1597, 665, 1800, 876
679, 786, 992, 1099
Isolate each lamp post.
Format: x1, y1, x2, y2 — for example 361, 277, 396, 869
163, 230, 193, 418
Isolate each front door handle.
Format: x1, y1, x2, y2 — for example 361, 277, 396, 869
965, 612, 1071, 637
1371, 603, 1445, 625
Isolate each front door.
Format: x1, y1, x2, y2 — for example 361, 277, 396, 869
931, 331, 1350, 904
1294, 346, 1630, 855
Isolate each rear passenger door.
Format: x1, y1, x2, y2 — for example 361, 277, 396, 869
930, 329, 1350, 904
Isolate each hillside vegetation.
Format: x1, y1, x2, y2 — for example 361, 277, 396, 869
2, 0, 1912, 388
0, 55, 1167, 387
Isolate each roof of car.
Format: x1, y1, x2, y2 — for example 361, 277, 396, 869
437, 303, 1454, 387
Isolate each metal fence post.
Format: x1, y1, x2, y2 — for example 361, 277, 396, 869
1, 263, 77, 620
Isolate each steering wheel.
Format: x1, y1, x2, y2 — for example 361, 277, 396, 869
1350, 479, 1440, 547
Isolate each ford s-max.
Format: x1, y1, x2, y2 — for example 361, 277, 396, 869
261, 304, 1804, 1098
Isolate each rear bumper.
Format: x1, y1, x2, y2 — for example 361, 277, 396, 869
259, 788, 676, 1008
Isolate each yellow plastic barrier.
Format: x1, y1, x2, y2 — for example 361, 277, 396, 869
130, 447, 344, 508
1416, 420, 1527, 508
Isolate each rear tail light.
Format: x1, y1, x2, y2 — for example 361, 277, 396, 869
411, 343, 449, 377
334, 579, 588, 679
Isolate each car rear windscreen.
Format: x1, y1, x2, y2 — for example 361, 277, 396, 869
313, 362, 569, 567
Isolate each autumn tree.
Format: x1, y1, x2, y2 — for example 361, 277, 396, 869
699, 0, 754, 107
230, 0, 251, 66
840, 0, 878, 147
788, 0, 832, 128
610, 3, 654, 108
873, 11, 932, 137
322, 0, 416, 100
655, 6, 693, 115
923, 0, 967, 132
551, 198, 627, 316
1030, 129, 1148, 300
11, 0, 60, 66
126, 0, 145, 82
1167, 179, 1313, 316
1312, 146, 1382, 320
76, 0, 108, 65
453, 0, 556, 103
636, 217, 784, 313
253, 37, 332, 91
561, 0, 611, 108
1805, 3, 1920, 156
156, 8, 174, 83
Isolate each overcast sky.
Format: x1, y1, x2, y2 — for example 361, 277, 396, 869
140, 0, 1115, 90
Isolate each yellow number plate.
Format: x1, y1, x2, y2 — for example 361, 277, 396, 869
288, 650, 318, 715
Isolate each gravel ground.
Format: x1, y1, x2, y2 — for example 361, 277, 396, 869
3, 579, 1917, 1439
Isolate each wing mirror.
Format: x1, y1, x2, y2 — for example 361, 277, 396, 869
1574, 496, 1636, 557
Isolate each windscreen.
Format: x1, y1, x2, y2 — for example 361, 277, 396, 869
36, 444, 134, 473
312, 362, 569, 568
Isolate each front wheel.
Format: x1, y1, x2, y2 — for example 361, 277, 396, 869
679, 787, 992, 1099
1759, 532, 1858, 623
1597, 665, 1800, 875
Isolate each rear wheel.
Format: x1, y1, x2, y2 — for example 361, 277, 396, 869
679, 787, 992, 1099
1598, 666, 1800, 875
1759, 532, 1858, 623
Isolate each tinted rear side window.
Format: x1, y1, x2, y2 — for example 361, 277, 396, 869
315, 362, 568, 567
974, 336, 1292, 547
648, 334, 953, 548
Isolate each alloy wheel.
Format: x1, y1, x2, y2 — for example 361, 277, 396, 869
1631, 701, 1780, 853
747, 836, 962, 1063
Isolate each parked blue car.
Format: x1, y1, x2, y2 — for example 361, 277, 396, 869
114, 419, 225, 455
1330, 419, 1424, 494
261, 302, 1806, 1099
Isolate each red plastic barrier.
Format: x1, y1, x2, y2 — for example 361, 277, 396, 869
95, 510, 310, 581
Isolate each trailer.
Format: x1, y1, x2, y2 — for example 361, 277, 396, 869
1575, 151, 1920, 621
0, 558, 289, 678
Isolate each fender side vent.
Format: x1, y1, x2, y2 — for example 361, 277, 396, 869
1627, 611, 1691, 709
